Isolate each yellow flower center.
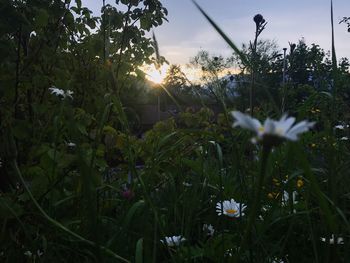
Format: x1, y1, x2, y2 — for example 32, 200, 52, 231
258, 127, 264, 132
226, 209, 237, 214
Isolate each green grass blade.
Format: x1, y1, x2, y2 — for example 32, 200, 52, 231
192, 0, 250, 67
330, 0, 337, 70
135, 238, 144, 263
123, 200, 146, 229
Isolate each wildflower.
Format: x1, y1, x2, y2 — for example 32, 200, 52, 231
197, 146, 207, 155
37, 250, 44, 257
282, 191, 298, 206
49, 87, 64, 96
310, 108, 321, 114
253, 14, 264, 25
203, 224, 215, 236
161, 236, 186, 247
272, 258, 285, 263
320, 234, 344, 245
24, 251, 32, 257
121, 188, 134, 200
183, 182, 192, 187
297, 179, 304, 188
49, 86, 73, 99
231, 111, 315, 146
267, 192, 276, 199
216, 199, 247, 217
340, 137, 349, 141
311, 143, 316, 148
66, 90, 74, 98
224, 248, 234, 257
272, 178, 280, 186
66, 142, 76, 147
334, 124, 345, 130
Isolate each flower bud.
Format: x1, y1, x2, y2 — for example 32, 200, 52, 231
253, 14, 264, 25
290, 43, 296, 53
121, 189, 135, 200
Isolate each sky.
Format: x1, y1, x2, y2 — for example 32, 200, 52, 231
87, 0, 350, 66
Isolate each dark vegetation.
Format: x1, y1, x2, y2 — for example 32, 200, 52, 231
0, 0, 350, 262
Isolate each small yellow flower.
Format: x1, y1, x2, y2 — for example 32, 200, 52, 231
311, 108, 321, 114
272, 178, 280, 186
311, 143, 316, 148
268, 192, 280, 199
297, 179, 304, 188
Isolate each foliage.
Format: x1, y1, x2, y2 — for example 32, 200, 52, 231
0, 0, 350, 262
340, 17, 350, 33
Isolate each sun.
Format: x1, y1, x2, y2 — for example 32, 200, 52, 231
143, 63, 169, 84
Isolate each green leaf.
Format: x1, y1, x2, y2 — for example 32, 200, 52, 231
27, 167, 49, 198
140, 13, 152, 30
123, 200, 145, 229
135, 238, 143, 263
70, 6, 80, 14
0, 196, 23, 219
77, 123, 88, 136
13, 120, 31, 140
65, 11, 75, 27
35, 8, 49, 28
75, 0, 82, 9
87, 19, 96, 29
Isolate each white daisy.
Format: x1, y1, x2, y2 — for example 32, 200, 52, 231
49, 87, 65, 96
161, 235, 186, 247
224, 248, 234, 257
320, 234, 344, 245
182, 182, 192, 187
65, 90, 74, 99
49, 86, 73, 99
24, 251, 32, 257
216, 199, 247, 217
203, 224, 215, 236
37, 249, 44, 257
66, 142, 76, 147
272, 258, 285, 263
231, 111, 315, 145
282, 190, 298, 207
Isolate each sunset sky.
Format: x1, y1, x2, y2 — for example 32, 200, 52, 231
88, 0, 350, 66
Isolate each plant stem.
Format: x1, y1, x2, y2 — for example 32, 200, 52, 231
236, 145, 270, 261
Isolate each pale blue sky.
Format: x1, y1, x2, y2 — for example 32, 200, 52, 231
87, 0, 349, 65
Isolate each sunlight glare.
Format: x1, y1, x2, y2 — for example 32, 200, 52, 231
143, 64, 169, 84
